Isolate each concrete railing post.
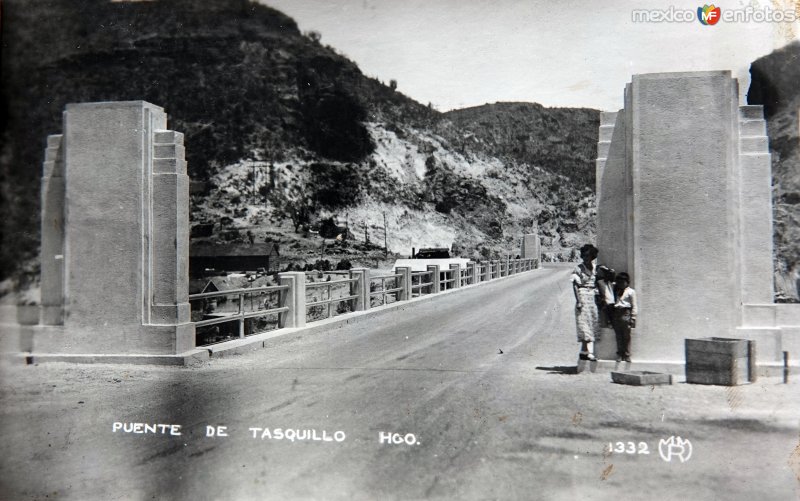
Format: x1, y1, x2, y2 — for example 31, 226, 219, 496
505, 257, 510, 276
449, 264, 461, 289
481, 261, 490, 282
278, 271, 306, 328
427, 265, 441, 294
468, 262, 479, 285
395, 266, 412, 301
349, 268, 370, 311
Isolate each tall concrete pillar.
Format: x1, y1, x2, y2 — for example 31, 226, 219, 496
598, 72, 777, 363
737, 105, 774, 304
596, 109, 633, 278
37, 101, 194, 354
40, 135, 65, 325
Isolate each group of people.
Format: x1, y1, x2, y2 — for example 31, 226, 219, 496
570, 244, 637, 363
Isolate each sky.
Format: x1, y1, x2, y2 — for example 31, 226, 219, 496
261, 0, 799, 111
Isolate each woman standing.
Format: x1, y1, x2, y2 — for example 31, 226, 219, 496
571, 244, 600, 361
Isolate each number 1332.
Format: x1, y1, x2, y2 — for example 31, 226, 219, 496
607, 441, 650, 454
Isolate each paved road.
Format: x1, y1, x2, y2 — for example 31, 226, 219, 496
1, 265, 799, 500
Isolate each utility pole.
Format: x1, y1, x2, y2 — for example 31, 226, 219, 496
383, 212, 388, 257
252, 160, 256, 201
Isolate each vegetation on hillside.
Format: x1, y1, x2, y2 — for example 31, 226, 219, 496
1, 0, 600, 282
748, 40, 800, 300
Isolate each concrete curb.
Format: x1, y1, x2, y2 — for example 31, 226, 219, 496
17, 350, 210, 367
14, 268, 544, 366
578, 359, 798, 378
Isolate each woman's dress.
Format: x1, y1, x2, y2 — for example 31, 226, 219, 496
571, 263, 599, 343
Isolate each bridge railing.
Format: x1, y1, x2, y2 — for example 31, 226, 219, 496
369, 272, 403, 306
306, 276, 359, 321
411, 269, 435, 297
191, 258, 538, 345
189, 284, 289, 345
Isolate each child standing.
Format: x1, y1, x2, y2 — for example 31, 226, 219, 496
611, 272, 637, 363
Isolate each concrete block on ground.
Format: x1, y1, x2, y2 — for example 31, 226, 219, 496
685, 337, 755, 385
611, 371, 674, 385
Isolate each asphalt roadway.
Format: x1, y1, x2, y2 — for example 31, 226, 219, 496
1, 265, 799, 500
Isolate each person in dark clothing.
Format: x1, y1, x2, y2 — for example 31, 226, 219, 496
611, 272, 637, 363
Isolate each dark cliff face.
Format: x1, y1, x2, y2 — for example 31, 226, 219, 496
748, 40, 800, 299
747, 40, 800, 118
0, 0, 370, 277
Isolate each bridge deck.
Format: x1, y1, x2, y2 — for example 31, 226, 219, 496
0, 265, 798, 499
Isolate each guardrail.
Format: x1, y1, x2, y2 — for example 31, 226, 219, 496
369, 272, 404, 306
191, 258, 538, 346
306, 277, 359, 321
189, 285, 289, 344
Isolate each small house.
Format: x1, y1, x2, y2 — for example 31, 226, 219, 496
190, 242, 280, 275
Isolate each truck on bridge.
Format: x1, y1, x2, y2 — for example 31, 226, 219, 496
392, 247, 470, 273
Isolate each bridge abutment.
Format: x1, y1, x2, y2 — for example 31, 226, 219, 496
35, 101, 194, 355
597, 71, 797, 364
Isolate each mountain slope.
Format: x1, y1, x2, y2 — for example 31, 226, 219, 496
748, 40, 800, 300
0, 0, 599, 280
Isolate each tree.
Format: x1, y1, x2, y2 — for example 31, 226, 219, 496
306, 30, 321, 43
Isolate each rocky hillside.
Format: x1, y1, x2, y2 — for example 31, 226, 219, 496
748, 40, 800, 300
0, 0, 599, 279
444, 103, 599, 188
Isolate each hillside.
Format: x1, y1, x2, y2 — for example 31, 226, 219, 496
748, 40, 800, 300
444, 103, 599, 188
0, 0, 599, 281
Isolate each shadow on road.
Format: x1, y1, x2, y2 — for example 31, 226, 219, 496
535, 365, 578, 375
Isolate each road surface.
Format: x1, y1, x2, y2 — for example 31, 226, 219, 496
1, 265, 799, 500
